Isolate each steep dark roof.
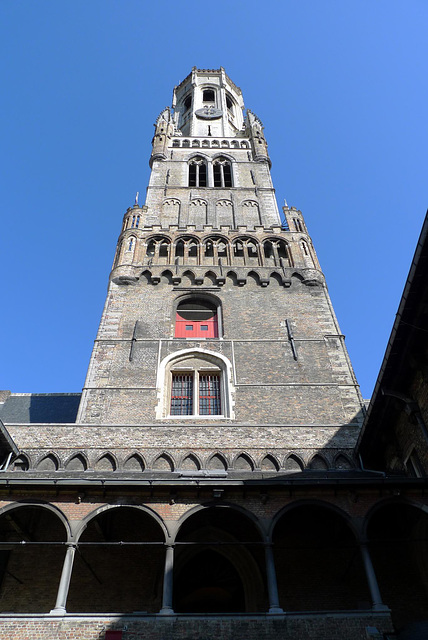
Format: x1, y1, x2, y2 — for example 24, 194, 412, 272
358, 210, 428, 463
0, 393, 81, 424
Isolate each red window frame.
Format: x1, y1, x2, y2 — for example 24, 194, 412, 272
170, 374, 194, 415
199, 374, 221, 415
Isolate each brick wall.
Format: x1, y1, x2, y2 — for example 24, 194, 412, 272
0, 613, 395, 640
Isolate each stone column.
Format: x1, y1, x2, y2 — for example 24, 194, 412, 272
49, 543, 76, 614
264, 542, 284, 614
360, 541, 387, 610
160, 543, 175, 614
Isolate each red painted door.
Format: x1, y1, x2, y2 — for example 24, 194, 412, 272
175, 313, 218, 338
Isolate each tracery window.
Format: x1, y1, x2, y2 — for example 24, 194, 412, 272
204, 236, 229, 265
145, 236, 171, 264
263, 239, 291, 266
213, 157, 232, 187
232, 238, 260, 265
188, 157, 207, 187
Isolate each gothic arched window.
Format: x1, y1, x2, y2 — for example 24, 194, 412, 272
188, 157, 207, 187
213, 157, 232, 188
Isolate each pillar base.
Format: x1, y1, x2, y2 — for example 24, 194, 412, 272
49, 607, 66, 615
159, 606, 175, 615
372, 604, 390, 612
268, 605, 284, 614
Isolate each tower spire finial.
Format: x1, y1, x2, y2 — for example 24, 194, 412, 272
135, 192, 139, 206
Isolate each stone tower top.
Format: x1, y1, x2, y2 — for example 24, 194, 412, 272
172, 67, 245, 138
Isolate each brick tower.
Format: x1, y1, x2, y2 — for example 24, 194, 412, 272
77, 66, 364, 463
0, 68, 400, 640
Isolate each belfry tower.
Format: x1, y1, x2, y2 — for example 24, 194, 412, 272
3, 68, 402, 640
78, 66, 364, 458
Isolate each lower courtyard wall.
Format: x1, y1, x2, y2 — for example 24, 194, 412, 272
0, 613, 394, 640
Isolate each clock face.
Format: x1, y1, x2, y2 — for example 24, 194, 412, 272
195, 106, 223, 120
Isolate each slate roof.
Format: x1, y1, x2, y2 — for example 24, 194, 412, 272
0, 393, 81, 424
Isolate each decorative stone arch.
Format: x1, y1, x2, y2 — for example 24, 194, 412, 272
145, 234, 172, 264
0, 501, 73, 613
206, 451, 229, 471
74, 503, 169, 543
94, 452, 117, 471
333, 452, 354, 470
363, 497, 428, 625
174, 235, 200, 264
270, 499, 369, 611
263, 237, 292, 267
160, 269, 173, 284
180, 269, 196, 286
0, 500, 72, 541
283, 453, 304, 472
233, 452, 255, 471
173, 501, 266, 543
226, 270, 239, 286
202, 233, 230, 264
232, 235, 261, 266
308, 453, 329, 470
363, 496, 428, 539
247, 270, 261, 287
178, 452, 202, 471
10, 451, 31, 471
161, 198, 180, 227
270, 498, 359, 540
188, 198, 208, 228
259, 453, 280, 471
36, 451, 61, 471
69, 504, 168, 614
123, 452, 146, 472
215, 199, 234, 228
152, 452, 175, 472
239, 200, 261, 227
203, 270, 218, 286
64, 452, 89, 471
172, 503, 268, 612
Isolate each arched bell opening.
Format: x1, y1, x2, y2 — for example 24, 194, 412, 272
0, 504, 68, 613
272, 503, 369, 611
173, 506, 267, 613
68, 507, 165, 613
367, 501, 428, 630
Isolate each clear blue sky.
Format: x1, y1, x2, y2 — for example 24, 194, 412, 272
0, 0, 427, 399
